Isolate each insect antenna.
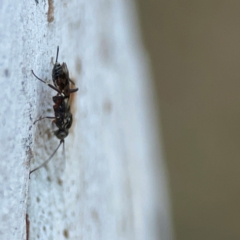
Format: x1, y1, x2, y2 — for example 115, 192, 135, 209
29, 139, 63, 177
55, 46, 59, 63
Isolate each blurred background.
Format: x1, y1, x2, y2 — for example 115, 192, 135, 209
136, 1, 240, 240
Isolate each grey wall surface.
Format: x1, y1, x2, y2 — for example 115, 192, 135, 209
137, 1, 240, 240
0, 1, 173, 240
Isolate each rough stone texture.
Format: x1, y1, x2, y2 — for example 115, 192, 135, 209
0, 0, 173, 240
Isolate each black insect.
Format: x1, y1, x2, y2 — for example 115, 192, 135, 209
30, 47, 78, 176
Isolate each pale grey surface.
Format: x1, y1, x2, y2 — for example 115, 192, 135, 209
0, 1, 35, 240
0, 1, 173, 240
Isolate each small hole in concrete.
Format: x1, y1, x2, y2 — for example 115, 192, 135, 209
63, 229, 69, 238
4, 69, 9, 77
57, 178, 63, 186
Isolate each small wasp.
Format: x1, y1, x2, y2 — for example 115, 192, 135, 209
30, 47, 78, 175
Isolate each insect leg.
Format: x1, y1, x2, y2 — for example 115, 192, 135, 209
29, 140, 63, 177
69, 78, 76, 85
31, 70, 62, 94
33, 116, 55, 125
69, 88, 78, 93
63, 139, 65, 162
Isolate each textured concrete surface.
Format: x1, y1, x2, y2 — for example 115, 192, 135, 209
0, 1, 172, 240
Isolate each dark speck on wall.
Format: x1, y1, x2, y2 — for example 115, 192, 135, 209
4, 69, 9, 77
47, 0, 54, 23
